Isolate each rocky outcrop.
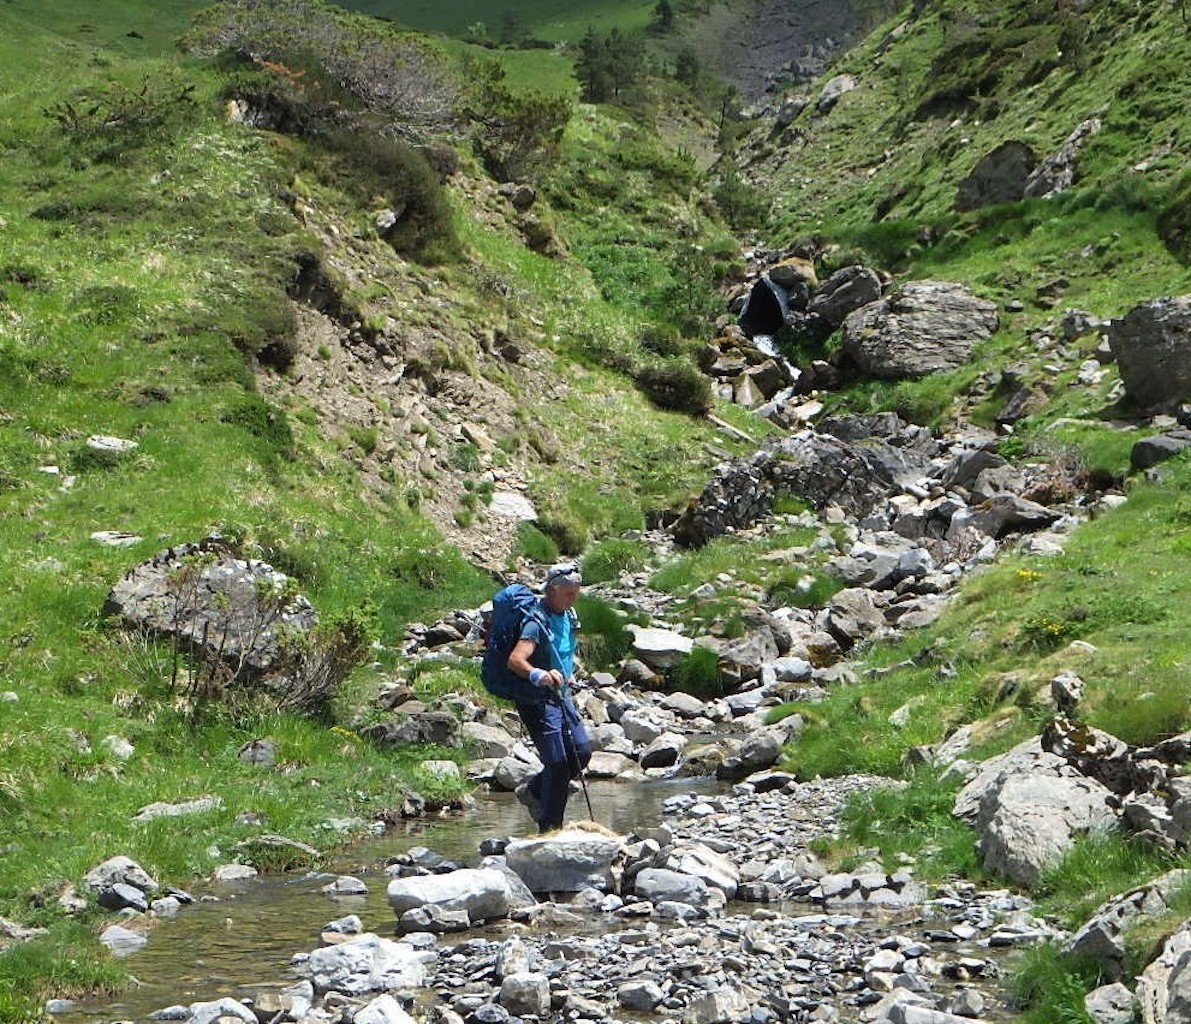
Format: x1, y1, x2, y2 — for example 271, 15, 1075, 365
817, 73, 857, 113
673, 416, 937, 546
953, 122, 1098, 210
1107, 294, 1191, 407
956, 141, 1038, 211
954, 737, 1118, 886
1024, 118, 1101, 199
1138, 921, 1191, 1024
840, 281, 1000, 379
103, 537, 317, 679
807, 265, 883, 328
1063, 870, 1191, 982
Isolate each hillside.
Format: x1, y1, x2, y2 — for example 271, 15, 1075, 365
1, 0, 1191, 1021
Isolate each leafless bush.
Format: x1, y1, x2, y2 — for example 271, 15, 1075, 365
187, 0, 459, 135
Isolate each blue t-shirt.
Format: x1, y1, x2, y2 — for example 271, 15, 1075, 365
520, 601, 576, 678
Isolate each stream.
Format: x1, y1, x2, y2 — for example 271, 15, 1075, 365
57, 778, 721, 1023
56, 770, 1038, 1024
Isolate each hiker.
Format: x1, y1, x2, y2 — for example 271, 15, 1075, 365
507, 562, 592, 832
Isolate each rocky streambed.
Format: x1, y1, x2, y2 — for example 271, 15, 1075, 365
56, 773, 1062, 1024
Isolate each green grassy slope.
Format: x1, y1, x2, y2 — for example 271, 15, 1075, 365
2, 0, 1189, 1019
0, 1, 749, 1017
337, 0, 654, 40
736, 3, 1191, 1018
741, 0, 1191, 777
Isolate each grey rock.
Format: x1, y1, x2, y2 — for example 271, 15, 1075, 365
887, 1004, 981, 1024
968, 494, 1060, 538
717, 728, 783, 781
954, 737, 1118, 885
586, 750, 638, 778
361, 710, 459, 749
1024, 118, 1101, 199
237, 739, 277, 766
1063, 870, 1191, 981
956, 140, 1037, 211
387, 869, 512, 925
398, 904, 470, 934
808, 265, 882, 327
627, 626, 694, 669
97, 883, 149, 912
460, 721, 517, 758
620, 708, 667, 744
1108, 294, 1191, 407
640, 732, 687, 769
1051, 670, 1085, 713
103, 538, 316, 679
618, 979, 664, 1011
664, 842, 740, 899
1139, 923, 1191, 1023
817, 73, 857, 113
322, 876, 368, 896
686, 984, 752, 1024
354, 993, 416, 1024
307, 933, 426, 994
186, 998, 257, 1024
84, 856, 158, 895
634, 867, 711, 907
212, 863, 257, 882
841, 281, 1000, 379
150, 896, 182, 917
499, 972, 550, 1017
661, 691, 709, 719
1084, 982, 1137, 1024
824, 588, 887, 649
1131, 431, 1191, 470
504, 829, 624, 893
133, 796, 222, 823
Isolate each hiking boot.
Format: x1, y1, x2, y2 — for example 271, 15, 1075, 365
514, 782, 541, 825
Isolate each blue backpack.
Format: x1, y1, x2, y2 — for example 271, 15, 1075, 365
480, 584, 550, 701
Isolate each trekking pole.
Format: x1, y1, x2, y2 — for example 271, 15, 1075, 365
558, 683, 595, 821
545, 637, 596, 821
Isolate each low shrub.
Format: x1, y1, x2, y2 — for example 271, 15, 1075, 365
1035, 830, 1173, 926
635, 358, 712, 415
1007, 942, 1102, 1023
220, 394, 296, 461
513, 522, 559, 564
668, 645, 722, 699
581, 538, 651, 584
1159, 167, 1191, 264
837, 773, 981, 882
313, 129, 460, 262
536, 513, 587, 556
713, 164, 768, 229
575, 595, 641, 672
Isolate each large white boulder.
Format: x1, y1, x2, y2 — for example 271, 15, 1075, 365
504, 829, 624, 893
307, 933, 426, 994
387, 868, 512, 925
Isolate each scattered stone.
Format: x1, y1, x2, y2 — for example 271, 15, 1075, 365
98, 924, 148, 956
133, 796, 222, 822
212, 864, 258, 882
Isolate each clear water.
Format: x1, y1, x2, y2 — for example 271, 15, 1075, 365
58, 778, 719, 1021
